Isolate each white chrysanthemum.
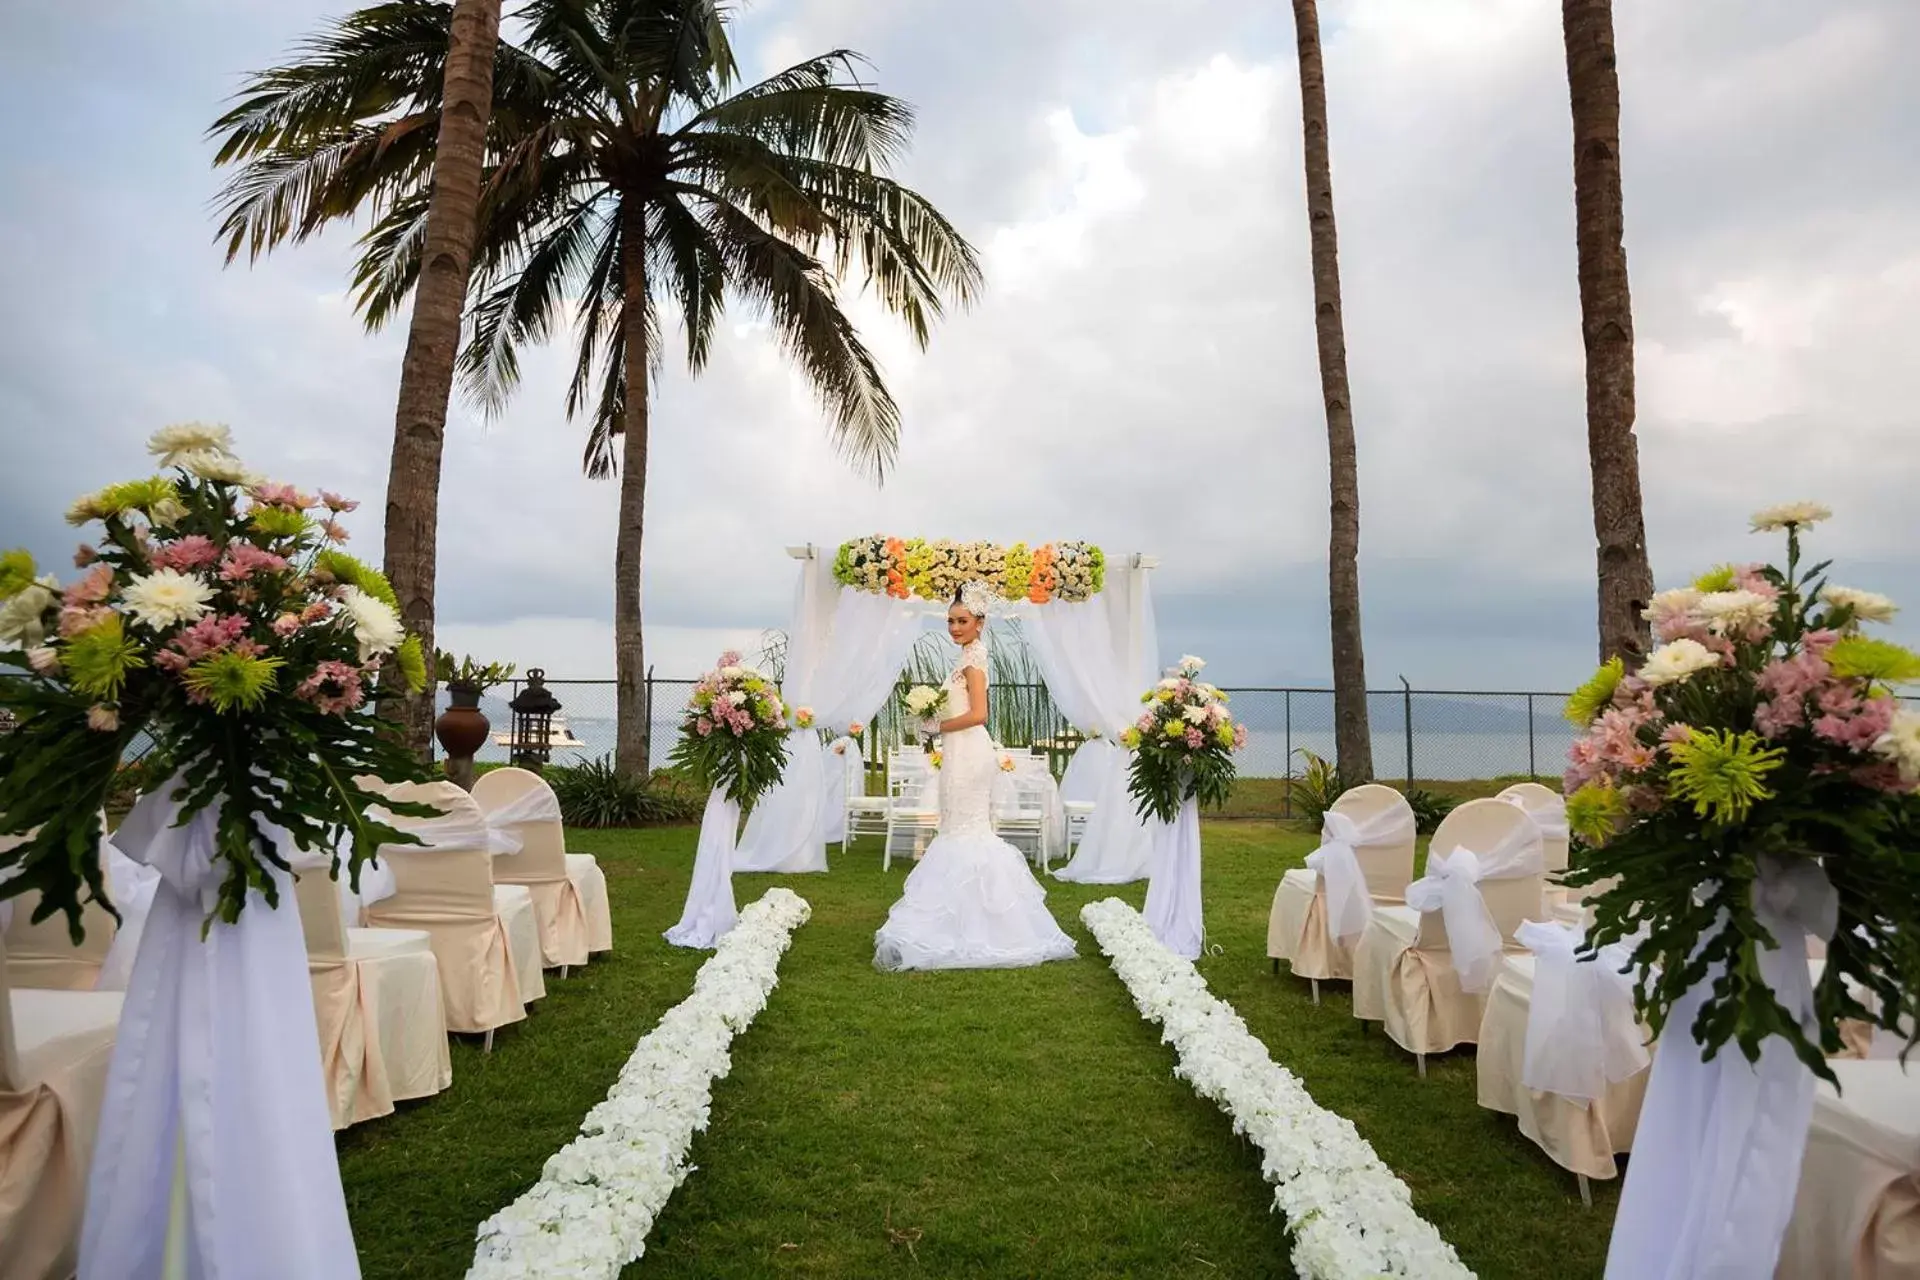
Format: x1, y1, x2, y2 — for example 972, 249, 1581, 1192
65, 490, 109, 526
1182, 704, 1209, 724
148, 422, 235, 468
1750, 501, 1832, 532
1695, 589, 1775, 635
175, 449, 250, 484
337, 585, 403, 659
1639, 637, 1722, 687
1873, 710, 1920, 785
0, 578, 59, 647
1820, 585, 1898, 625
1178, 654, 1206, 671
718, 664, 744, 680
122, 568, 215, 630
1642, 587, 1702, 620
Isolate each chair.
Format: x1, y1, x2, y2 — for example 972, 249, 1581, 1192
1351, 798, 1545, 1074
1063, 800, 1094, 850
1497, 782, 1569, 912
1, 892, 116, 993
362, 781, 543, 1048
473, 767, 612, 972
1268, 784, 1417, 1001
1779, 1060, 1920, 1279
884, 755, 938, 872
0, 935, 123, 1280
993, 771, 1050, 871
843, 750, 890, 848
292, 869, 451, 1129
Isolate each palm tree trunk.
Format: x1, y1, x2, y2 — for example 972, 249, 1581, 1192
380, 0, 501, 757
1562, 0, 1654, 663
613, 195, 652, 782
1289, 0, 1373, 788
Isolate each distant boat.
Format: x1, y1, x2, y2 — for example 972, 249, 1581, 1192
492, 712, 587, 751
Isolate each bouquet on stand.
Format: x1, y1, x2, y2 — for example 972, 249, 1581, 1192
1562, 504, 1920, 1277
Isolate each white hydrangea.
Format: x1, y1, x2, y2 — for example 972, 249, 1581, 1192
1750, 501, 1832, 533
1639, 638, 1721, 687
337, 585, 404, 660
122, 568, 215, 630
1819, 585, 1898, 625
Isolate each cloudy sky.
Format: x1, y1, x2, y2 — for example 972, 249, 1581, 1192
2, 0, 1915, 689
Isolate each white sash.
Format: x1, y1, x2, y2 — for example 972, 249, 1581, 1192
1307, 807, 1415, 944
1516, 919, 1650, 1103
1405, 820, 1542, 994
477, 783, 562, 856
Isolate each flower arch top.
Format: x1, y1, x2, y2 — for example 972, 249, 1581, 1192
831, 536, 1105, 603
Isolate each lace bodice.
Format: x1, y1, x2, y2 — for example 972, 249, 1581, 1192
944, 639, 988, 720
939, 639, 993, 834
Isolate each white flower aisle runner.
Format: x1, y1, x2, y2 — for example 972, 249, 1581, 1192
1081, 899, 1475, 1280
467, 888, 812, 1279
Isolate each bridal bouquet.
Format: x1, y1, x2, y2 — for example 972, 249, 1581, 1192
902, 683, 949, 740
1562, 503, 1920, 1078
0, 423, 432, 931
1121, 655, 1247, 822
670, 652, 790, 807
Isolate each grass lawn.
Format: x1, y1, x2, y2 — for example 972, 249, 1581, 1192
338, 821, 1616, 1279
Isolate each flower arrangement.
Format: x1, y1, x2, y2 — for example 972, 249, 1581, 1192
793, 706, 814, 730
1121, 655, 1247, 822
0, 423, 431, 929
847, 720, 865, 739
470, 888, 811, 1280
830, 536, 1105, 603
435, 650, 515, 693
668, 652, 790, 807
1082, 899, 1472, 1278
1562, 504, 1920, 1077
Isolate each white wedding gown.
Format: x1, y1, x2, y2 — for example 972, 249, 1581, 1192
874, 639, 1078, 971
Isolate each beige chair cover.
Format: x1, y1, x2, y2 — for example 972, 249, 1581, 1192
473, 768, 610, 966
293, 871, 451, 1130
1497, 782, 1569, 914
1268, 785, 1416, 982
2, 892, 116, 992
363, 781, 531, 1035
0, 938, 123, 1280
1778, 1061, 1920, 1279
1352, 799, 1545, 1056
1475, 952, 1650, 1179
493, 885, 548, 1007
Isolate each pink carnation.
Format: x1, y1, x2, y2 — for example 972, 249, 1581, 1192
153, 535, 220, 572
295, 661, 364, 715
1803, 629, 1840, 656
1136, 712, 1155, 733
220, 543, 288, 582
1184, 726, 1204, 749
1232, 723, 1248, 750
718, 650, 742, 668
59, 605, 113, 638
696, 717, 713, 737
272, 613, 302, 638
65, 564, 114, 606
1813, 696, 1895, 752
155, 650, 190, 674
172, 613, 250, 661
300, 601, 331, 625
87, 705, 119, 732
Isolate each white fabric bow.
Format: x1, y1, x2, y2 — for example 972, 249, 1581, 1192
477, 784, 563, 856
1504, 793, 1570, 843
372, 799, 492, 855
1516, 919, 1651, 1103
1306, 807, 1413, 944
1406, 846, 1506, 993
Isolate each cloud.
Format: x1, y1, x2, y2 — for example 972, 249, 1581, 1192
1, 0, 1916, 696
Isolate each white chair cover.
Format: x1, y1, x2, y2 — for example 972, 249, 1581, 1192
1308, 807, 1417, 945
1141, 798, 1203, 960
664, 790, 739, 949
1515, 920, 1650, 1104
80, 782, 358, 1279
1404, 819, 1544, 995
478, 783, 563, 856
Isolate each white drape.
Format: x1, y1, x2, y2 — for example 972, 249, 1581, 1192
97, 831, 160, 993
819, 737, 859, 843
664, 789, 740, 949
1307, 807, 1417, 945
478, 784, 563, 856
1516, 920, 1650, 1104
1142, 798, 1203, 959
81, 784, 359, 1279
1604, 859, 1837, 1279
736, 559, 921, 873
1405, 820, 1543, 994
1029, 567, 1160, 884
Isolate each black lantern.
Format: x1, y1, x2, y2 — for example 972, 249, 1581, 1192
507, 668, 562, 768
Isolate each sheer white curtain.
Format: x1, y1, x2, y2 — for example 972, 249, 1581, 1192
1028, 565, 1160, 883
735, 557, 920, 872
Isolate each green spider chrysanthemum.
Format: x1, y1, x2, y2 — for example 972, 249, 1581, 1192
98, 477, 187, 526
393, 634, 427, 694
183, 651, 286, 713
1692, 565, 1739, 593
1666, 728, 1785, 825
0, 548, 36, 599
248, 507, 312, 540
64, 613, 146, 700
1565, 657, 1626, 726
1826, 636, 1920, 685
314, 550, 397, 609
1565, 781, 1629, 845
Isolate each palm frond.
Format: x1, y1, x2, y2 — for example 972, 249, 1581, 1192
647, 193, 726, 371
683, 53, 913, 170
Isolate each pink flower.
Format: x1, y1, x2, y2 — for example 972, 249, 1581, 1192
1803, 629, 1840, 656
65, 564, 113, 606
272, 613, 301, 638
1621, 744, 1658, 771
249, 482, 314, 510
171, 613, 249, 661
295, 661, 365, 715
26, 646, 60, 674
320, 491, 359, 513
718, 650, 742, 668
696, 717, 713, 736
219, 543, 287, 582
74, 544, 98, 567
319, 521, 349, 544
152, 535, 219, 572
87, 705, 119, 732
1232, 723, 1248, 750
1183, 726, 1205, 749
155, 650, 190, 673
1659, 723, 1694, 747
59, 605, 113, 638
300, 601, 331, 624
1136, 712, 1155, 733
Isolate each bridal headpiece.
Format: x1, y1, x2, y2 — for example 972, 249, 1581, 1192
957, 579, 995, 618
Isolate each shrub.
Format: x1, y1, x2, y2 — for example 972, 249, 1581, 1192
1405, 786, 1458, 835
1287, 749, 1341, 827
548, 755, 698, 828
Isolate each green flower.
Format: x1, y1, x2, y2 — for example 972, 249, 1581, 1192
249, 507, 312, 540
0, 549, 36, 599
313, 551, 397, 609
1826, 636, 1920, 685
1666, 728, 1785, 825
1565, 781, 1628, 845
1565, 657, 1626, 726
183, 651, 286, 713
1213, 723, 1234, 749
65, 613, 146, 700
99, 477, 186, 526
1693, 565, 1738, 592
394, 634, 427, 694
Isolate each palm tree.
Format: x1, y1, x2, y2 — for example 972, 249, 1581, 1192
1287, 0, 1372, 788
1561, 0, 1654, 663
209, 0, 982, 779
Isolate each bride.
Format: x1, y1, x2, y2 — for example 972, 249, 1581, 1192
874, 582, 1077, 971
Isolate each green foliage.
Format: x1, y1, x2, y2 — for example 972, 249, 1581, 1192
1124, 664, 1242, 824
1286, 749, 1340, 827
1404, 786, 1458, 835
434, 650, 514, 691
546, 756, 698, 828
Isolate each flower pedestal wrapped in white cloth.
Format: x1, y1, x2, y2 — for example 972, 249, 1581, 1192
1142, 799, 1203, 961
734, 733, 829, 874
664, 791, 739, 950
79, 787, 359, 1280
1603, 859, 1837, 1280
1268, 786, 1416, 985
